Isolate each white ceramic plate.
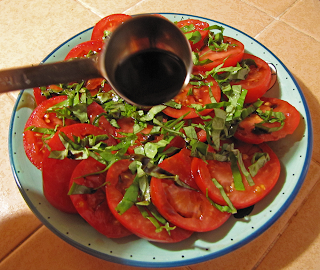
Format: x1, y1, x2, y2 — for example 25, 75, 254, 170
8, 13, 313, 268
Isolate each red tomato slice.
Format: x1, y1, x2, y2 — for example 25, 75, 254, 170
166, 148, 199, 189
193, 36, 244, 72
176, 19, 209, 51
163, 136, 186, 152
91, 14, 132, 41
230, 53, 272, 104
115, 117, 135, 134
105, 159, 193, 242
85, 78, 104, 91
64, 40, 104, 60
33, 87, 48, 105
42, 155, 79, 213
42, 123, 114, 213
87, 102, 117, 146
84, 78, 114, 96
23, 95, 77, 170
69, 157, 132, 238
115, 117, 164, 154
150, 149, 231, 232
234, 97, 301, 144
33, 85, 69, 105
192, 140, 280, 209
190, 110, 216, 142
162, 75, 221, 119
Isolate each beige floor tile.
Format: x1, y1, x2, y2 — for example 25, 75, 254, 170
281, 0, 320, 42
241, 0, 297, 17
0, 93, 42, 261
188, 160, 320, 270
257, 20, 320, 85
0, 0, 100, 69
75, 0, 143, 18
0, 226, 188, 270
256, 164, 320, 270
257, 20, 320, 163
124, 0, 273, 38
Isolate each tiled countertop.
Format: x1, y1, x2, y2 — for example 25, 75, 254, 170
0, 0, 319, 269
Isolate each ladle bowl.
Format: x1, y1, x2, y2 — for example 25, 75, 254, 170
0, 15, 193, 107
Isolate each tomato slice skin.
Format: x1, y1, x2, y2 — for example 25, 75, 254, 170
64, 40, 104, 60
234, 97, 301, 144
166, 148, 200, 189
33, 87, 48, 105
23, 95, 77, 170
69, 157, 132, 238
190, 110, 216, 142
46, 123, 114, 151
193, 36, 244, 72
162, 75, 221, 119
105, 159, 193, 242
86, 102, 117, 146
230, 53, 271, 104
115, 117, 164, 154
42, 123, 114, 213
91, 14, 132, 41
176, 19, 209, 51
192, 141, 280, 209
42, 155, 79, 213
163, 136, 186, 152
150, 149, 231, 232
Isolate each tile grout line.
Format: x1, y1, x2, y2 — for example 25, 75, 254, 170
235, 0, 278, 41
73, 0, 148, 17
73, 0, 104, 18
252, 161, 320, 269
249, 0, 319, 43
0, 224, 44, 264
279, 20, 320, 43
4, 93, 17, 105
275, 0, 302, 19
252, 191, 316, 270
122, 0, 149, 14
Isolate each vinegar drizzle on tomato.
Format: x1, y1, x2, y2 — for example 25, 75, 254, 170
22, 13, 301, 243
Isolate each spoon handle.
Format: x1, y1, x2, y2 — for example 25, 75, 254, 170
0, 58, 102, 92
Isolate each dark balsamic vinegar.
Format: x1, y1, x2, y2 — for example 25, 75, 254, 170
114, 48, 187, 106
233, 205, 255, 219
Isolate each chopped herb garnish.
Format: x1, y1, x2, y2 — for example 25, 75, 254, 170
211, 179, 237, 214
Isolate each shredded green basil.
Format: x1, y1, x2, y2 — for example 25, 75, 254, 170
116, 174, 140, 215
229, 152, 245, 191
137, 205, 176, 234
254, 109, 286, 133
248, 152, 270, 177
211, 179, 237, 214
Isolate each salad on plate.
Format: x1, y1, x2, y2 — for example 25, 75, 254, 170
22, 13, 301, 244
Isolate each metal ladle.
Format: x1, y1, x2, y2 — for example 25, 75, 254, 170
0, 15, 193, 107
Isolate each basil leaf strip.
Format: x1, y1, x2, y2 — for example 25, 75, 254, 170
211, 179, 237, 214
248, 152, 270, 177
116, 174, 140, 215
185, 31, 202, 44
230, 152, 245, 191
205, 189, 236, 213
232, 149, 255, 186
254, 109, 286, 133
129, 154, 194, 190
136, 205, 176, 234
68, 181, 107, 195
